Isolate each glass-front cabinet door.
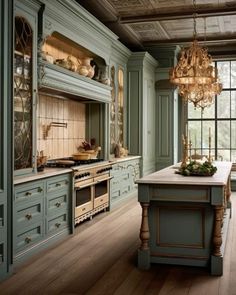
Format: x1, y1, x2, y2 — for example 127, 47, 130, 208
14, 16, 33, 172
14, 0, 39, 175
110, 66, 125, 154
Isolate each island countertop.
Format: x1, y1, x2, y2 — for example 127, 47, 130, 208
136, 161, 232, 186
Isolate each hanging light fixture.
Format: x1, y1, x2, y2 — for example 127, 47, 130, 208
169, 0, 222, 110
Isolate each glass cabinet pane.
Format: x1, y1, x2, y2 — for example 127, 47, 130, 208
118, 68, 124, 146
14, 17, 33, 170
110, 66, 116, 153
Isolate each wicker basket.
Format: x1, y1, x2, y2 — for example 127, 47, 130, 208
72, 153, 91, 160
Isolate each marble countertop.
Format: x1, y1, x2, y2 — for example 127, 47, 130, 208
109, 155, 141, 163
14, 168, 73, 185
14, 155, 141, 185
136, 161, 232, 186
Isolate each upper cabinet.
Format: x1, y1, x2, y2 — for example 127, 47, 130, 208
14, 0, 41, 175
109, 42, 131, 155
37, 0, 121, 103
127, 52, 158, 176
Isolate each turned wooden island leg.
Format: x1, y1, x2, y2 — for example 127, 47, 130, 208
226, 176, 232, 216
138, 202, 150, 269
211, 205, 224, 275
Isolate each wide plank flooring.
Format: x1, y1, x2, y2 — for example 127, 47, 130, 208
1, 193, 236, 295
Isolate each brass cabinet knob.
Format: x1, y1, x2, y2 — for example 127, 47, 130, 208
55, 223, 61, 228
38, 187, 43, 193
25, 191, 32, 196
25, 213, 32, 220
55, 202, 61, 207
25, 236, 32, 243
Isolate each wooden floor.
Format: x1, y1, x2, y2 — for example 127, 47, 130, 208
1, 193, 236, 295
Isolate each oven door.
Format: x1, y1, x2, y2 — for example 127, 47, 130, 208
74, 178, 95, 219
94, 174, 112, 208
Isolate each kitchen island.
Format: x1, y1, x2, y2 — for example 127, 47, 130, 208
136, 162, 232, 275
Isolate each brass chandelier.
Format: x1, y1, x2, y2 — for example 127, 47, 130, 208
169, 0, 222, 110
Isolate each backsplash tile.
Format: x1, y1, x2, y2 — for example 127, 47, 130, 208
37, 93, 86, 159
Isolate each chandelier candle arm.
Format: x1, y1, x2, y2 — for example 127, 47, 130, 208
208, 127, 212, 162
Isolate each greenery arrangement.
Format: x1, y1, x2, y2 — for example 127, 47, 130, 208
177, 160, 217, 176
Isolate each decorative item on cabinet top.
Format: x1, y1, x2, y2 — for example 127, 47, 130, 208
77, 57, 95, 78
39, 33, 112, 103
40, 32, 109, 81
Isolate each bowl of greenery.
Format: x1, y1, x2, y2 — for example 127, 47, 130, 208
176, 160, 217, 176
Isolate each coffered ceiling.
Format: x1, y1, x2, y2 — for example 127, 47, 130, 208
76, 0, 236, 57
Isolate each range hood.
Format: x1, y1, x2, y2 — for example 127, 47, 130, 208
38, 61, 112, 103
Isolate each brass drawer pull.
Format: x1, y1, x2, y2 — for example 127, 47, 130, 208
55, 202, 61, 207
25, 191, 32, 196
38, 187, 43, 193
25, 213, 32, 220
100, 199, 103, 202
25, 236, 32, 243
82, 207, 86, 211
56, 183, 61, 187
55, 223, 61, 228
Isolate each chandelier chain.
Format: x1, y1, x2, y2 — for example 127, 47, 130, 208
193, 0, 197, 39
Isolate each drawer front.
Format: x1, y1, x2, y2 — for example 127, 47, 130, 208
120, 172, 131, 182
75, 202, 93, 217
94, 194, 108, 208
110, 187, 121, 202
121, 185, 131, 197
15, 182, 44, 203
15, 222, 44, 253
47, 213, 68, 235
15, 200, 43, 230
47, 192, 68, 217
46, 175, 70, 194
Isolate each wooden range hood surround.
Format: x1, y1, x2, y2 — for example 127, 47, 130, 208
37, 0, 119, 103
38, 60, 112, 103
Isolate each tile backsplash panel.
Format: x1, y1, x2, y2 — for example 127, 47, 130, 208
37, 93, 86, 159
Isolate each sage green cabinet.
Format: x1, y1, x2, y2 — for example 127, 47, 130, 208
127, 52, 158, 176
0, 0, 13, 281
14, 0, 42, 176
110, 157, 140, 208
14, 173, 71, 263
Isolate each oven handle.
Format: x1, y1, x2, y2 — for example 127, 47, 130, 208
74, 181, 97, 189
95, 176, 113, 183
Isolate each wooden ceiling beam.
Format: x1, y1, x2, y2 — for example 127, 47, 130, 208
143, 34, 236, 47
118, 6, 236, 24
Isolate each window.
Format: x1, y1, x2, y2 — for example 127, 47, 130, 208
188, 60, 236, 162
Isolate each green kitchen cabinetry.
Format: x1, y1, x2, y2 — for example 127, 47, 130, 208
0, 0, 13, 281
13, 173, 71, 263
14, 0, 42, 176
109, 42, 131, 155
127, 52, 158, 177
110, 157, 140, 208
152, 47, 180, 170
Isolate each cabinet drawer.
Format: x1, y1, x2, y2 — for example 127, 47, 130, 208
46, 176, 70, 194
15, 200, 43, 230
94, 194, 108, 208
47, 213, 68, 235
15, 222, 43, 252
120, 172, 131, 182
47, 192, 68, 217
15, 182, 44, 203
110, 187, 121, 201
121, 185, 131, 197
75, 202, 92, 217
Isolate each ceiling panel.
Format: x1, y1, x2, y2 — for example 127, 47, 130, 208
77, 0, 236, 55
